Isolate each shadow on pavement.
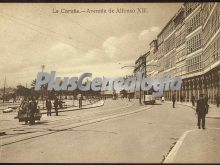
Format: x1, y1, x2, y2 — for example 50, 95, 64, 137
153, 103, 162, 105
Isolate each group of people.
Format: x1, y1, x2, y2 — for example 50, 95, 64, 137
19, 97, 38, 125
172, 93, 210, 129
171, 93, 210, 108
165, 93, 210, 129
19, 96, 64, 125
46, 97, 64, 116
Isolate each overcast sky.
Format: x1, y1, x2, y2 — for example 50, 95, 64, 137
0, 3, 182, 88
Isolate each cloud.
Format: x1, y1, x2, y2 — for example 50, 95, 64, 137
0, 25, 161, 87
138, 26, 160, 42
43, 25, 161, 76
50, 43, 78, 58
150, 26, 161, 32
103, 37, 118, 59
100, 26, 160, 63
138, 30, 150, 40
102, 32, 146, 62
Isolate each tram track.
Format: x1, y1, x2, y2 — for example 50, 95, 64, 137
0, 102, 132, 139
0, 102, 103, 132
0, 100, 133, 140
0, 101, 151, 147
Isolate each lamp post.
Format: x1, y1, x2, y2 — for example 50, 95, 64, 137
121, 65, 142, 105
41, 64, 45, 109
121, 64, 159, 105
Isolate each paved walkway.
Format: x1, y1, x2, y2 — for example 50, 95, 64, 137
40, 100, 104, 114
0, 100, 105, 134
164, 128, 220, 163
164, 101, 220, 163
166, 101, 220, 118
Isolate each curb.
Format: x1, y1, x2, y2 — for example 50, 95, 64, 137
163, 129, 197, 163
166, 102, 220, 119
166, 101, 196, 110
163, 128, 220, 163
40, 100, 105, 115
39, 101, 97, 111
206, 116, 220, 119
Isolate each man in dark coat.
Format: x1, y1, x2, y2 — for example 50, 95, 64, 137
54, 97, 59, 116
46, 99, 52, 116
29, 97, 37, 125
196, 94, 208, 129
180, 95, 184, 102
172, 94, 176, 108
78, 94, 82, 109
216, 93, 219, 107
191, 94, 195, 106
128, 94, 131, 102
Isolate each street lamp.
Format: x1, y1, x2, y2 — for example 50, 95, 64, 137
41, 64, 45, 109
121, 64, 159, 105
121, 65, 142, 105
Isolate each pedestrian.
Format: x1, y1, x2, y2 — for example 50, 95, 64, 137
121, 93, 124, 100
78, 94, 82, 109
54, 97, 59, 116
196, 94, 209, 129
216, 92, 219, 107
128, 94, 131, 102
161, 96, 165, 103
19, 97, 29, 125
28, 97, 37, 125
172, 94, 176, 108
191, 94, 195, 106
204, 94, 209, 109
58, 99, 63, 109
180, 95, 184, 102
46, 98, 52, 116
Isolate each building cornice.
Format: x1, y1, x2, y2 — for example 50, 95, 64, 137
186, 25, 202, 40
203, 3, 218, 28
164, 29, 175, 42
182, 61, 220, 79
186, 48, 202, 59
182, 70, 203, 79
185, 4, 201, 22
203, 28, 220, 51
176, 43, 185, 52
163, 67, 176, 74
203, 60, 220, 75
176, 61, 185, 67
164, 48, 176, 58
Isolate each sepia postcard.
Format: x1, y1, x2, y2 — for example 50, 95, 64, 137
0, 2, 220, 164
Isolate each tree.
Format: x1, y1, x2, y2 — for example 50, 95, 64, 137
16, 85, 31, 97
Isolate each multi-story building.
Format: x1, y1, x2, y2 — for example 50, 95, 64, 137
181, 2, 220, 104
147, 40, 158, 77
134, 2, 220, 104
134, 53, 147, 74
181, 3, 203, 102
133, 52, 149, 98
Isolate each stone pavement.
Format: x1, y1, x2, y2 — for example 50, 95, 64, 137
166, 100, 220, 118
0, 100, 104, 134
164, 101, 220, 163
164, 128, 220, 163
40, 100, 104, 114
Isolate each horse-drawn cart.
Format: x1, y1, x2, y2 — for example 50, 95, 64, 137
17, 106, 42, 122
